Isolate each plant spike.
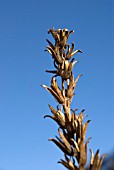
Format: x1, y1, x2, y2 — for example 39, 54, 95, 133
41, 27, 106, 170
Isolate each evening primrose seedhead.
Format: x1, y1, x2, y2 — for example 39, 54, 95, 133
41, 28, 106, 170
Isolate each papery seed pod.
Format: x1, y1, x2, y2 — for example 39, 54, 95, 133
64, 60, 69, 71
66, 43, 75, 60
58, 128, 72, 153
51, 77, 63, 98
78, 138, 88, 167
49, 137, 73, 156
93, 150, 100, 168
75, 113, 84, 140
71, 138, 79, 153
58, 159, 70, 169
48, 27, 60, 42
78, 109, 86, 122
89, 149, 107, 170
66, 74, 82, 100
66, 42, 82, 60
58, 154, 78, 170
98, 154, 107, 170
83, 120, 91, 140
46, 46, 63, 64
57, 68, 71, 80
41, 84, 64, 104
68, 58, 78, 73
78, 137, 91, 167
49, 138, 68, 154
85, 138, 91, 157
90, 149, 94, 166
48, 104, 57, 115
74, 74, 83, 89
71, 112, 76, 131
45, 104, 65, 127
58, 29, 74, 50
64, 155, 75, 169
63, 29, 74, 39
56, 59, 78, 80
66, 74, 74, 99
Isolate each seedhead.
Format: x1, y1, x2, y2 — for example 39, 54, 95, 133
41, 27, 106, 170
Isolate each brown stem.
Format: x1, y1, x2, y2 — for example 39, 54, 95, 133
79, 165, 84, 170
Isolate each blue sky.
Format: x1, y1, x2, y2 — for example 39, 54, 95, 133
0, 0, 113, 170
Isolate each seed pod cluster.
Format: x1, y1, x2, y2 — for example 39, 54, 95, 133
42, 28, 106, 170
45, 27, 82, 80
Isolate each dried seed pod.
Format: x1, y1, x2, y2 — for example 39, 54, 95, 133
51, 77, 63, 98
89, 149, 107, 170
49, 135, 73, 156
58, 128, 72, 153
44, 104, 65, 128
58, 154, 78, 170
66, 43, 75, 60
46, 46, 63, 64
41, 84, 64, 104
68, 58, 78, 73
66, 42, 82, 60
83, 120, 91, 140
48, 27, 60, 42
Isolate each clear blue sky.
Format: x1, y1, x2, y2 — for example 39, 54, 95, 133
0, 0, 113, 170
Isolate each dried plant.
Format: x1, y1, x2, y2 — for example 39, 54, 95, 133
41, 27, 106, 170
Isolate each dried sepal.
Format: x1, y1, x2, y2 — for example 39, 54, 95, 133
58, 154, 78, 170
68, 58, 78, 73
45, 104, 65, 128
51, 77, 62, 97
58, 159, 70, 169
75, 116, 83, 141
41, 84, 64, 104
58, 128, 72, 153
89, 149, 107, 170
66, 42, 82, 60
71, 112, 76, 131
46, 46, 63, 65
66, 74, 82, 100
82, 120, 91, 140
77, 109, 86, 122
90, 149, 94, 167
66, 42, 75, 60
74, 74, 83, 88
48, 27, 60, 42
49, 138, 70, 155
70, 49, 82, 58
46, 39, 55, 49
59, 28, 74, 49
77, 138, 91, 168
71, 138, 79, 153
98, 153, 107, 169
66, 74, 74, 99
49, 135, 73, 156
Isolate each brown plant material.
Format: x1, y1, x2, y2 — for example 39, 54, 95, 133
89, 150, 107, 170
42, 27, 106, 170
